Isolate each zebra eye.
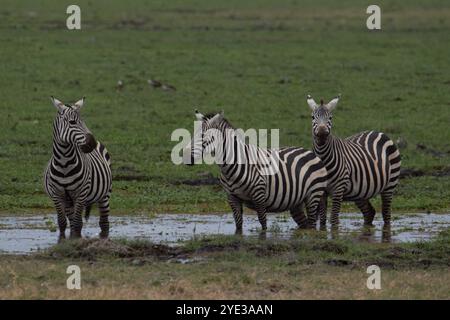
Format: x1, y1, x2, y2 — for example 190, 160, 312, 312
69, 120, 77, 125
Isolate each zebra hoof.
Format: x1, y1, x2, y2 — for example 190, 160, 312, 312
330, 225, 339, 233
69, 232, 82, 239
99, 232, 109, 239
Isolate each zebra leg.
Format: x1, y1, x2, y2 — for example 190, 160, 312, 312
85, 204, 92, 222
289, 203, 307, 229
382, 223, 392, 243
381, 191, 394, 225
64, 206, 75, 240
252, 199, 267, 231
53, 200, 67, 241
255, 204, 267, 231
65, 204, 74, 219
70, 202, 84, 239
318, 195, 328, 230
305, 194, 322, 229
98, 197, 110, 239
355, 199, 376, 226
330, 191, 344, 228
227, 194, 243, 234
250, 183, 267, 231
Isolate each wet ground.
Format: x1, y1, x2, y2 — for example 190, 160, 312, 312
0, 213, 449, 254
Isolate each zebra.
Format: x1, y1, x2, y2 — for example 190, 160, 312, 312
44, 97, 112, 240
183, 110, 328, 233
305, 94, 401, 228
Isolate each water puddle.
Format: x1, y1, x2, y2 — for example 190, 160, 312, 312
0, 213, 449, 254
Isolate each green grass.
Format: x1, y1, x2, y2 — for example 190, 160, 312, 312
1, 230, 449, 299
0, 0, 449, 214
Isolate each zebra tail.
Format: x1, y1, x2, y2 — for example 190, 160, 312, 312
85, 205, 92, 222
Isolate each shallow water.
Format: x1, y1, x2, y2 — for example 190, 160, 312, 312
0, 212, 449, 254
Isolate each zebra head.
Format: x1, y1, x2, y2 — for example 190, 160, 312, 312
307, 94, 340, 144
50, 96, 97, 153
183, 110, 225, 165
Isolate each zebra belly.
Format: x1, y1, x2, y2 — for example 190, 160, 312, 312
239, 198, 285, 213
222, 175, 300, 213
264, 158, 313, 212
334, 170, 389, 202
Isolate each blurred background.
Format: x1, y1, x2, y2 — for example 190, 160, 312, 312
0, 0, 449, 214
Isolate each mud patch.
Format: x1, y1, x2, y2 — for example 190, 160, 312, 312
312, 241, 348, 254
416, 144, 450, 158
114, 174, 152, 182
325, 258, 351, 266
176, 177, 219, 186
400, 166, 450, 178
113, 165, 152, 182
46, 238, 185, 262
399, 168, 425, 178
172, 172, 220, 186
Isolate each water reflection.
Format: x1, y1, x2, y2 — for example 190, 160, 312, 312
0, 212, 448, 254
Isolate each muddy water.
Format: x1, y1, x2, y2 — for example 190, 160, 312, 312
0, 213, 449, 254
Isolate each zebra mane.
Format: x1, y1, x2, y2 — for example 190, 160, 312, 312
203, 112, 221, 119
203, 112, 234, 129
59, 104, 77, 112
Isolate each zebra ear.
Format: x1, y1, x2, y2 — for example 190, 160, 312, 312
50, 96, 66, 113
195, 109, 204, 121
210, 111, 224, 124
325, 94, 341, 112
306, 95, 318, 111
73, 97, 85, 112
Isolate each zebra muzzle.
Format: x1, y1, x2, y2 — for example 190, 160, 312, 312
316, 126, 329, 138
80, 133, 97, 153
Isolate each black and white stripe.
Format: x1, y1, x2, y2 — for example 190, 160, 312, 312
306, 95, 401, 228
44, 97, 112, 240
184, 110, 328, 232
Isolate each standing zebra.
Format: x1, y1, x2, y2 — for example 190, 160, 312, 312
44, 97, 112, 239
305, 94, 401, 228
183, 110, 327, 232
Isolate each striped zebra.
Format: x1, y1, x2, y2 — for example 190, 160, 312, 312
183, 110, 328, 232
44, 97, 112, 240
306, 94, 401, 228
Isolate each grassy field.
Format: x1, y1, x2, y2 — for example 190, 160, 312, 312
0, 1, 449, 300
0, 0, 449, 215
1, 230, 449, 299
